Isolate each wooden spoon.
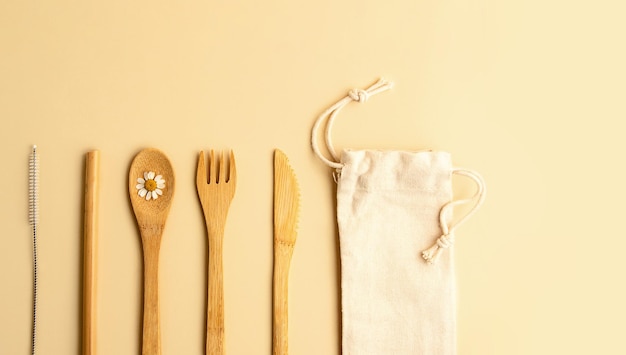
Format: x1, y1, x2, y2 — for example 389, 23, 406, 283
129, 148, 175, 355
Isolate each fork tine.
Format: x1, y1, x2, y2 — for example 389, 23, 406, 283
198, 150, 235, 185
209, 150, 217, 184
197, 151, 206, 185
229, 151, 236, 184
218, 151, 226, 184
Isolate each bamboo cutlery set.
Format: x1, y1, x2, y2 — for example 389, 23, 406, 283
27, 79, 485, 355
76, 147, 299, 355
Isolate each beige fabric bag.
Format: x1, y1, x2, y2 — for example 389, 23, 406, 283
312, 79, 485, 355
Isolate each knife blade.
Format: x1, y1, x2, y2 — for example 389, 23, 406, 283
273, 149, 300, 355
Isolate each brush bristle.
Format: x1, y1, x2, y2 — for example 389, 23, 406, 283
29, 145, 39, 226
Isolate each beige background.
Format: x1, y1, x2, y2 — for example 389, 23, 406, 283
1, 0, 625, 354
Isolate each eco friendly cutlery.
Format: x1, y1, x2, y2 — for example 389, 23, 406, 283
83, 150, 100, 355
273, 149, 300, 355
28, 145, 39, 355
129, 148, 175, 355
196, 150, 237, 355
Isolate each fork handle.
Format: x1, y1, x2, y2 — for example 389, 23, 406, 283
207, 232, 225, 355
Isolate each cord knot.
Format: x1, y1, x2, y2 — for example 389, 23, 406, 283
348, 89, 369, 103
436, 234, 453, 249
422, 234, 454, 265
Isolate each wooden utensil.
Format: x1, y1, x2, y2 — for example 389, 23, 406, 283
129, 148, 175, 355
196, 150, 237, 355
83, 150, 100, 355
273, 149, 300, 355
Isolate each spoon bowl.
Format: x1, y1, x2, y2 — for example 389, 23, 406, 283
129, 148, 175, 219
129, 148, 175, 355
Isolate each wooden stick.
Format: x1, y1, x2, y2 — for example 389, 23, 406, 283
83, 150, 100, 355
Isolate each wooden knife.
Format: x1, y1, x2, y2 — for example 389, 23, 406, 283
273, 149, 300, 355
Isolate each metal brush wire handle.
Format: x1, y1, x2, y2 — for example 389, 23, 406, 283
29, 145, 39, 355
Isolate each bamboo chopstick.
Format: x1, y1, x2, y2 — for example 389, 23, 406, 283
83, 150, 100, 355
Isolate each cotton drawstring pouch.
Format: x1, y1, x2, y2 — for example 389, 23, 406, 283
311, 79, 486, 355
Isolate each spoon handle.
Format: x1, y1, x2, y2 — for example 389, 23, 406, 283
142, 239, 161, 355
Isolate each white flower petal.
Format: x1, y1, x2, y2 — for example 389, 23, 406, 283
155, 175, 163, 182
137, 178, 145, 184
136, 183, 145, 190
157, 183, 165, 189
138, 188, 147, 197
144, 172, 150, 180
148, 171, 155, 180
152, 191, 158, 199
146, 191, 152, 200
155, 188, 163, 195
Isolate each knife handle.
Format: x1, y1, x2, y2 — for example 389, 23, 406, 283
273, 242, 294, 355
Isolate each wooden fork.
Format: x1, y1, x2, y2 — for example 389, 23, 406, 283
196, 150, 237, 355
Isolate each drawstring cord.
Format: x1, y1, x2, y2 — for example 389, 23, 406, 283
422, 168, 486, 264
311, 78, 394, 172
310, 79, 485, 265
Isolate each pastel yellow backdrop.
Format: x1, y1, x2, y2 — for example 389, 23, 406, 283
1, 0, 624, 354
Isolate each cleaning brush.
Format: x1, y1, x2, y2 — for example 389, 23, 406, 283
28, 145, 39, 355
